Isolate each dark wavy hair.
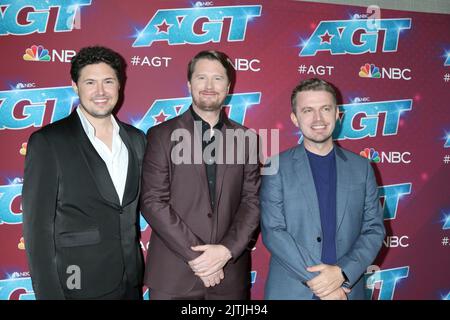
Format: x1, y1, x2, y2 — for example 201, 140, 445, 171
70, 46, 125, 83
187, 50, 235, 84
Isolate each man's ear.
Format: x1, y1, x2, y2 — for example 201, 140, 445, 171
71, 80, 78, 95
187, 81, 192, 93
290, 112, 299, 128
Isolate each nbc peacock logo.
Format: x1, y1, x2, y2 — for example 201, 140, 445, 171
360, 148, 380, 163
23, 45, 51, 62
359, 63, 381, 78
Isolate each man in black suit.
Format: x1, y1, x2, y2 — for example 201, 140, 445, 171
22, 46, 146, 300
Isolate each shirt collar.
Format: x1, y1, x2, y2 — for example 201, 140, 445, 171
190, 105, 224, 131
76, 106, 120, 139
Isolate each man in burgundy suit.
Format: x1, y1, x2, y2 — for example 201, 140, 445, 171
140, 50, 261, 299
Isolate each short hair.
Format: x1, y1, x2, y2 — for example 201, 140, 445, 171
290, 78, 337, 113
187, 50, 234, 84
70, 46, 125, 84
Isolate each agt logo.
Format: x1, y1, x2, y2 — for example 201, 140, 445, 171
0, 86, 78, 130
299, 18, 411, 56
365, 266, 409, 300
132, 5, 261, 47
379, 183, 412, 220
0, 277, 34, 300
445, 132, 450, 148
359, 63, 411, 80
0, 86, 260, 133
0, 182, 22, 225
334, 99, 413, 140
140, 214, 149, 232
135, 92, 261, 133
443, 212, 450, 230
445, 50, 450, 66
23, 45, 76, 63
360, 148, 411, 164
0, 0, 92, 36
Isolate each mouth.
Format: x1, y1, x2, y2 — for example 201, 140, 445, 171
311, 124, 327, 130
200, 91, 217, 96
92, 97, 109, 104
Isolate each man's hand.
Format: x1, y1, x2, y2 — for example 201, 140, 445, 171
199, 269, 225, 287
188, 244, 232, 277
320, 287, 351, 300
306, 264, 345, 298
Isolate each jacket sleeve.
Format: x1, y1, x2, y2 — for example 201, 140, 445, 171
140, 127, 204, 262
336, 161, 386, 286
220, 130, 261, 261
22, 132, 65, 299
260, 157, 322, 283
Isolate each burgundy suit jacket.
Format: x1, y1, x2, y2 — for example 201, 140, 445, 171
140, 109, 260, 296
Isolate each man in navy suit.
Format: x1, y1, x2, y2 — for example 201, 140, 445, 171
261, 78, 385, 300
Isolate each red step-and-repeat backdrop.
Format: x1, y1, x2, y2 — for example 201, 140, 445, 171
0, 0, 449, 300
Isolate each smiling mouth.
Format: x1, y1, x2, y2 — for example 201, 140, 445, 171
93, 97, 109, 104
200, 91, 217, 96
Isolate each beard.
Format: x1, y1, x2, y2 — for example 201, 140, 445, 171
192, 92, 225, 112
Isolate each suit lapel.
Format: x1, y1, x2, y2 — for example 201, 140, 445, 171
293, 144, 321, 231
335, 146, 349, 233
118, 122, 139, 207
214, 114, 231, 210
68, 111, 120, 206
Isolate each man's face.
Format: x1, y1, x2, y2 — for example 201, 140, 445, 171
290, 90, 339, 147
188, 58, 230, 113
72, 62, 119, 119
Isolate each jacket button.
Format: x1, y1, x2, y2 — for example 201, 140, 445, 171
207, 213, 212, 218
316, 237, 322, 242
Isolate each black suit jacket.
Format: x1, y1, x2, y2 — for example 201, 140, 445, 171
22, 111, 146, 299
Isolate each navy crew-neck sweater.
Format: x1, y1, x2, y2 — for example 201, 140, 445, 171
306, 148, 337, 265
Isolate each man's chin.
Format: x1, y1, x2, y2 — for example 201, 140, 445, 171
91, 110, 113, 118
305, 135, 333, 144
196, 104, 222, 112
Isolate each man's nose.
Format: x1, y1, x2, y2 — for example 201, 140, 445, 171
96, 82, 105, 94
206, 78, 213, 89
314, 110, 323, 121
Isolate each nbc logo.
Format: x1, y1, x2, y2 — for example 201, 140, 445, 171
359, 63, 381, 78
360, 148, 380, 163
358, 63, 411, 80
23, 45, 76, 63
19, 142, 27, 156
18, 237, 25, 250
360, 148, 411, 164
23, 45, 50, 62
